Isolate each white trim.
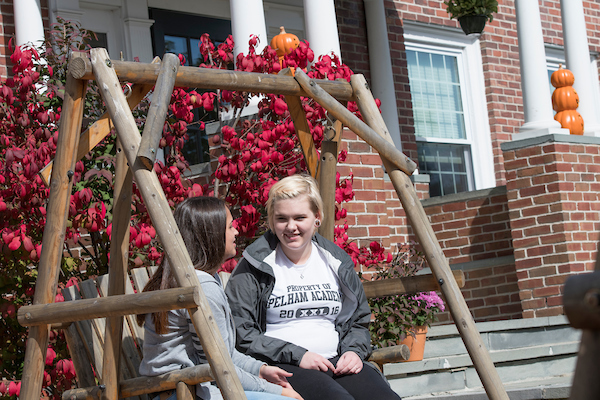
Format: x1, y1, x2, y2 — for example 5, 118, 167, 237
403, 23, 495, 192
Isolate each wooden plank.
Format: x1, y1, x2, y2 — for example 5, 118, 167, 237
294, 69, 417, 176
80, 279, 106, 383
61, 286, 97, 388
137, 53, 179, 169
102, 140, 134, 398
90, 47, 246, 400
18, 286, 200, 326
176, 382, 195, 400
62, 364, 214, 399
19, 53, 88, 400
363, 270, 465, 299
125, 268, 148, 354
279, 68, 319, 177
351, 74, 508, 400
69, 57, 355, 102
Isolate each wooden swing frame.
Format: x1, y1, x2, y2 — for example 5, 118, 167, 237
17, 48, 510, 400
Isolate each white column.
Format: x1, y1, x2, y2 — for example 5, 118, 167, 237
14, 0, 45, 48
230, 0, 268, 57
303, 0, 341, 61
513, 0, 568, 140
123, 18, 155, 63
363, 0, 402, 150
560, 0, 600, 136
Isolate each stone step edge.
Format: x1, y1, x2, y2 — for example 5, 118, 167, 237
384, 341, 579, 377
402, 375, 573, 400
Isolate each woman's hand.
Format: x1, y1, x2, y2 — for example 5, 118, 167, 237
259, 365, 293, 387
333, 351, 363, 375
281, 387, 304, 400
299, 351, 335, 372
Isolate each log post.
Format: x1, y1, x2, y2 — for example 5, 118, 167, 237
294, 69, 417, 176
102, 140, 133, 399
350, 74, 509, 400
137, 53, 179, 169
318, 123, 341, 241
19, 53, 88, 400
89, 47, 246, 400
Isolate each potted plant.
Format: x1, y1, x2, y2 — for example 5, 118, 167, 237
362, 244, 445, 362
444, 0, 498, 36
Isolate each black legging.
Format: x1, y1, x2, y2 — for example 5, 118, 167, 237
276, 356, 401, 400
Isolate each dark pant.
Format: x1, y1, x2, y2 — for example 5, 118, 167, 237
276, 356, 401, 400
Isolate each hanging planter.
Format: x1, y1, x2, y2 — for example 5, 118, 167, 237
458, 14, 488, 35
445, 0, 498, 36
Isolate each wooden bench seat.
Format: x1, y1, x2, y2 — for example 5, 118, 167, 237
45, 267, 463, 399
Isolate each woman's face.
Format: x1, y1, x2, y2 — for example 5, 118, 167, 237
272, 195, 320, 264
224, 207, 239, 260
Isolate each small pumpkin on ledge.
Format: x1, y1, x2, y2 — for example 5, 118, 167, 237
551, 65, 584, 135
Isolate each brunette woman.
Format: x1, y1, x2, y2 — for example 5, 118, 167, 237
137, 196, 303, 400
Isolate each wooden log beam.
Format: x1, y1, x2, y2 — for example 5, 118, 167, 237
18, 287, 199, 326
368, 344, 411, 367
363, 270, 465, 299
19, 53, 88, 400
61, 364, 214, 399
68, 56, 355, 101
279, 68, 319, 177
90, 47, 246, 400
294, 69, 417, 176
351, 74, 509, 400
137, 53, 179, 169
102, 140, 133, 398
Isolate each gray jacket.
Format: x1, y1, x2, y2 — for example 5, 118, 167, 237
139, 270, 282, 399
225, 231, 372, 366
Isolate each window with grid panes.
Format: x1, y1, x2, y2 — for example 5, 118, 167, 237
407, 49, 474, 197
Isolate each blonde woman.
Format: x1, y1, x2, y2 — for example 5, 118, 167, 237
226, 176, 401, 400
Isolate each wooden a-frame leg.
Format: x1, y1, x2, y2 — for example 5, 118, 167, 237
350, 74, 509, 400
278, 68, 319, 178
19, 55, 88, 400
90, 47, 246, 400
318, 122, 342, 242
102, 140, 133, 399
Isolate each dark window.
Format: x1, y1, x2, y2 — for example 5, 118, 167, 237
150, 8, 231, 166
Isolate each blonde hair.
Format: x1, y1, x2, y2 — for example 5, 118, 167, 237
266, 174, 324, 230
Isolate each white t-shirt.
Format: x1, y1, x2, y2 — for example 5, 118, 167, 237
264, 243, 342, 359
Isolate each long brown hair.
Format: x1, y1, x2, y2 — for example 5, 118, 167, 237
137, 196, 229, 333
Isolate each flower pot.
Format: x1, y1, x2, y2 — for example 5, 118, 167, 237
400, 325, 428, 362
458, 14, 488, 35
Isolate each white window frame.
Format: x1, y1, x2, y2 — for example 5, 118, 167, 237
403, 22, 495, 193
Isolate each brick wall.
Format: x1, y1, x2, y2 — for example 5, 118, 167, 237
335, 0, 600, 187
503, 135, 600, 318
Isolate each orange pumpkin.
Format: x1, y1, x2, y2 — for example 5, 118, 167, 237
555, 110, 584, 135
551, 65, 575, 88
270, 26, 299, 59
552, 86, 579, 112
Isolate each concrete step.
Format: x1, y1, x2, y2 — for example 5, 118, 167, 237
382, 316, 580, 399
